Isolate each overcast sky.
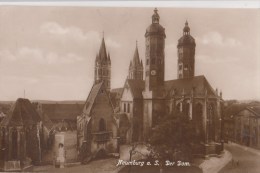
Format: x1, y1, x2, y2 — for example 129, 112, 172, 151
0, 6, 259, 101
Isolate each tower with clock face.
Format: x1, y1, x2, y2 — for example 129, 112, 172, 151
144, 8, 166, 92
142, 8, 166, 139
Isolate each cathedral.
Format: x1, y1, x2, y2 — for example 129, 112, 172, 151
118, 8, 224, 156
77, 8, 224, 160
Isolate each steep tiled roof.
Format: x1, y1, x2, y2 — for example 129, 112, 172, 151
0, 98, 41, 127
111, 88, 124, 96
83, 82, 104, 116
122, 76, 217, 99
41, 103, 84, 121
126, 79, 145, 99
164, 75, 217, 97
247, 106, 260, 117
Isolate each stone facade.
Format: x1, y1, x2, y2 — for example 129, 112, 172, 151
120, 79, 144, 144
0, 98, 42, 171
77, 37, 120, 163
116, 9, 224, 157
234, 107, 260, 149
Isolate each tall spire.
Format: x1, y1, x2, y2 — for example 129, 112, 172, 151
128, 42, 143, 80
99, 34, 108, 61
132, 41, 141, 66
94, 36, 111, 92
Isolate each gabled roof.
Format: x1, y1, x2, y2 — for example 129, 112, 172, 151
82, 82, 118, 127
83, 82, 105, 116
0, 98, 41, 127
41, 103, 84, 121
111, 88, 124, 96
246, 106, 260, 117
125, 79, 145, 99
164, 75, 217, 97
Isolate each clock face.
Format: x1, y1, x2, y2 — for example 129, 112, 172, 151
151, 70, 156, 75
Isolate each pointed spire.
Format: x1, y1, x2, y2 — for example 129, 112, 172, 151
132, 41, 141, 66
99, 34, 108, 61
95, 53, 99, 62
108, 52, 111, 64
129, 61, 132, 69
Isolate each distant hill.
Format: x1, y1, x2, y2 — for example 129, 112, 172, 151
0, 100, 85, 104
31, 100, 85, 104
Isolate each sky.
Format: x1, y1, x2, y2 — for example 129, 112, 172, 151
0, 5, 259, 101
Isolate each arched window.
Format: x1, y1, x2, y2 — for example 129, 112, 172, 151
99, 118, 106, 131
183, 102, 190, 117
124, 103, 126, 112
193, 103, 203, 121
127, 103, 130, 113
1, 128, 5, 148
176, 103, 181, 112
12, 128, 18, 159
208, 103, 215, 142
193, 103, 203, 140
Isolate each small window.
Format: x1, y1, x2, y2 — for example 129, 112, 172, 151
127, 103, 130, 113
146, 59, 149, 65
124, 103, 126, 112
151, 58, 155, 65
184, 65, 188, 70
179, 65, 182, 70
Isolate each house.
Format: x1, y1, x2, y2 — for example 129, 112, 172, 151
0, 98, 42, 171
234, 106, 260, 149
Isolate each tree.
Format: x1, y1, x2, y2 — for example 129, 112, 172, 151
147, 111, 196, 164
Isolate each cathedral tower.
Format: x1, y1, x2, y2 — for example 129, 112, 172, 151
142, 8, 166, 140
177, 21, 196, 79
144, 8, 166, 92
94, 36, 111, 92
128, 42, 144, 80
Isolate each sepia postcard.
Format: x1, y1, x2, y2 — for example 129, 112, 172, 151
0, 1, 259, 173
